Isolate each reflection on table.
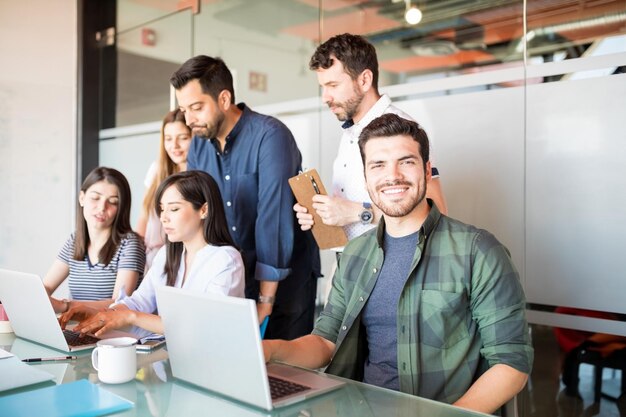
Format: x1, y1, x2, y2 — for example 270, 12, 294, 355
0, 334, 489, 417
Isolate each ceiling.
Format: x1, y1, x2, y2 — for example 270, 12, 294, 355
124, 0, 626, 76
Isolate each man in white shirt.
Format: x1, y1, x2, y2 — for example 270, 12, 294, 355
295, 33, 447, 241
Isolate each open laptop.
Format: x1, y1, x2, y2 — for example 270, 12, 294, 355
0, 268, 122, 352
156, 286, 344, 411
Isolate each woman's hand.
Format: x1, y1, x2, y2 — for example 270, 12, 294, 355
73, 309, 135, 337
59, 303, 100, 329
50, 297, 69, 314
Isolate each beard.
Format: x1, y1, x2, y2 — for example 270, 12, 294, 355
329, 87, 364, 122
190, 111, 225, 139
368, 178, 427, 218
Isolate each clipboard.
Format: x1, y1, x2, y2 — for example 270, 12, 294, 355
289, 169, 348, 249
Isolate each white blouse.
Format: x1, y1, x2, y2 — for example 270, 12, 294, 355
120, 244, 245, 314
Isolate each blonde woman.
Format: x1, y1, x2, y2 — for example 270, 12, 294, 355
136, 109, 191, 270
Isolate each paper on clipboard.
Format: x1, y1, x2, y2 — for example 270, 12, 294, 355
289, 169, 348, 250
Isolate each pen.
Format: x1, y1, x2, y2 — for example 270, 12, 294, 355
22, 356, 77, 363
310, 177, 321, 194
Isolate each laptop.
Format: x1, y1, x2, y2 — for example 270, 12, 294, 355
0, 268, 128, 352
156, 286, 345, 411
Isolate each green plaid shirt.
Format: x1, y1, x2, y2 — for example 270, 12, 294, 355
312, 202, 533, 404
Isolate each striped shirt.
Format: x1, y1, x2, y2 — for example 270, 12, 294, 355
313, 201, 533, 404
57, 233, 145, 301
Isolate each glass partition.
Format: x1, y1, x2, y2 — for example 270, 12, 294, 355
101, 0, 626, 331
95, 2, 626, 415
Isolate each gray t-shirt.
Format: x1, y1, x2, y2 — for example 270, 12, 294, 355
362, 230, 419, 390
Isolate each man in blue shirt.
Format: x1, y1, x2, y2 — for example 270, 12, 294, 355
170, 56, 319, 339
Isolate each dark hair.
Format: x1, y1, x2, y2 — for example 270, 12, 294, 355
155, 170, 237, 286
170, 55, 235, 103
75, 167, 135, 265
358, 114, 430, 166
309, 33, 379, 90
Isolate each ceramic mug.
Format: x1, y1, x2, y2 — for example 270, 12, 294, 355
91, 337, 137, 384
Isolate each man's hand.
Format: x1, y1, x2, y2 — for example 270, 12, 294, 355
256, 302, 273, 326
293, 203, 314, 231
311, 195, 360, 227
262, 339, 279, 363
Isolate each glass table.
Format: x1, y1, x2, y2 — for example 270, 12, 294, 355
0, 333, 490, 417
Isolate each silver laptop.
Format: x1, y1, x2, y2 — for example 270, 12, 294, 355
0, 268, 125, 352
156, 286, 344, 410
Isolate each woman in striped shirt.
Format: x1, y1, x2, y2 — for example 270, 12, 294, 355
45, 167, 145, 313
61, 170, 244, 336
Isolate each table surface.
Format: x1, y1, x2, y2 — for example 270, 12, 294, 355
0, 333, 489, 417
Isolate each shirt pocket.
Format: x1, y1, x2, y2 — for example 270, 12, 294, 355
419, 289, 470, 349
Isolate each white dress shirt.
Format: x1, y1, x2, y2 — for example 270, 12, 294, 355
332, 94, 438, 240
120, 244, 245, 314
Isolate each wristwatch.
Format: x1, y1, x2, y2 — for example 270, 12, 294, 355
359, 202, 374, 225
258, 295, 275, 305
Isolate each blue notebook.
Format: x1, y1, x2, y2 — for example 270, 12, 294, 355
0, 379, 133, 417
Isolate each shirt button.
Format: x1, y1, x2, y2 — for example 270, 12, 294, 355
226, 201, 232, 207
231, 226, 237, 232
225, 150, 229, 154
341, 325, 347, 331
350, 140, 353, 144
373, 268, 377, 273
344, 164, 347, 167
359, 296, 364, 302
225, 175, 231, 181
341, 188, 344, 192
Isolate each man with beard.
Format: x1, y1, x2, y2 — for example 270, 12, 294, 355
263, 114, 533, 414
170, 56, 319, 340
294, 33, 447, 242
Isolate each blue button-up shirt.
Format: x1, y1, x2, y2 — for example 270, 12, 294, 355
187, 104, 317, 283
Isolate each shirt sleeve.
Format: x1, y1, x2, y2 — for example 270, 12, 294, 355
469, 231, 534, 374
312, 256, 349, 343
56, 234, 75, 264
144, 161, 157, 188
120, 247, 164, 313
200, 247, 245, 298
117, 234, 146, 274
253, 121, 299, 281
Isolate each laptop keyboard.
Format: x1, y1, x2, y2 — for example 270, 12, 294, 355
63, 329, 100, 347
268, 375, 311, 400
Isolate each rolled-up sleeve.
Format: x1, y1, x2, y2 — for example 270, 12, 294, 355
470, 231, 534, 374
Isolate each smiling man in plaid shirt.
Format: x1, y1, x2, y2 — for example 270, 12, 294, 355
263, 113, 533, 414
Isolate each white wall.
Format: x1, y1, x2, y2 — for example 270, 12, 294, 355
0, 1, 77, 279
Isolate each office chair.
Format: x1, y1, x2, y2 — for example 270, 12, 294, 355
562, 341, 626, 403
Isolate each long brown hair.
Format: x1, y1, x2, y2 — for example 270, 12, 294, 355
74, 167, 135, 264
141, 109, 190, 220
155, 171, 237, 286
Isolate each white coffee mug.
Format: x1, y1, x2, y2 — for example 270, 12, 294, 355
91, 337, 137, 384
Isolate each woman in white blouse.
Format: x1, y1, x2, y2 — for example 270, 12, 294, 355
61, 170, 244, 336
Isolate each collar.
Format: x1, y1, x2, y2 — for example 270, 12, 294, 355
375, 199, 442, 248
340, 94, 392, 131
341, 119, 354, 129
354, 94, 392, 130
208, 103, 248, 150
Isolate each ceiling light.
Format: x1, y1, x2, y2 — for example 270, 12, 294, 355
405, 4, 422, 25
